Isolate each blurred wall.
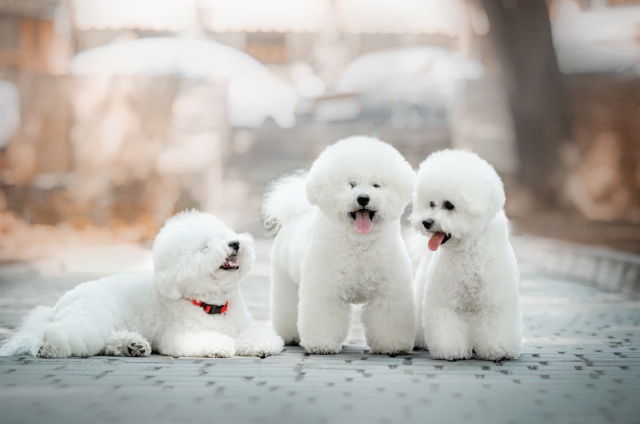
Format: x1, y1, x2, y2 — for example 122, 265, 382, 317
0, 71, 228, 233
566, 75, 640, 222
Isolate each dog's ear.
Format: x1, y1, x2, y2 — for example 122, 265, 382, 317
154, 271, 182, 300
468, 179, 505, 217
305, 175, 322, 206
468, 199, 489, 216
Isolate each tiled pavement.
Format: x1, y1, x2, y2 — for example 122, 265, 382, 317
0, 238, 639, 424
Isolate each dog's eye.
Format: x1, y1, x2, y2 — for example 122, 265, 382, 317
200, 243, 209, 251
349, 182, 356, 188
429, 201, 435, 208
373, 184, 380, 188
444, 201, 455, 211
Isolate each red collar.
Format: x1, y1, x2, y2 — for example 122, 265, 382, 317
191, 300, 228, 315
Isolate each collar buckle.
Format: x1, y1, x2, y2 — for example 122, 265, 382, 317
191, 300, 228, 315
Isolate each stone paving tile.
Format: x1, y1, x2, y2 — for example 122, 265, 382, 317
1, 240, 640, 424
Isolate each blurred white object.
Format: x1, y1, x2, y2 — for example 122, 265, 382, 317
74, 0, 198, 31
70, 37, 298, 128
552, 3, 640, 74
336, 47, 485, 110
338, 0, 465, 35
0, 80, 20, 149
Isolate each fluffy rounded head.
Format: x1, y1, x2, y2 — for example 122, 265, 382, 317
411, 149, 505, 250
152, 210, 254, 303
306, 136, 416, 238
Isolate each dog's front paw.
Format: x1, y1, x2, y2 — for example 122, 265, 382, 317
206, 346, 235, 359
369, 339, 414, 356
236, 336, 284, 358
474, 346, 518, 362
428, 345, 472, 361
302, 343, 342, 355
236, 345, 281, 358
205, 335, 236, 359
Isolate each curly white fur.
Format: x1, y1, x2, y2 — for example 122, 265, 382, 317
264, 136, 417, 355
0, 210, 283, 359
410, 149, 522, 361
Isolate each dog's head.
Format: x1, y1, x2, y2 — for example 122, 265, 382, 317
410, 149, 505, 251
152, 210, 255, 303
305, 136, 415, 238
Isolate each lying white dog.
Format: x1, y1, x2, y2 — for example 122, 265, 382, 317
263, 136, 416, 355
0, 210, 283, 358
411, 149, 522, 361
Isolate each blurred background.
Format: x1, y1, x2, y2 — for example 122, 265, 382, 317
0, 0, 639, 261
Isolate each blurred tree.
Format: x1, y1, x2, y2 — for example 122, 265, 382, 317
479, 0, 573, 210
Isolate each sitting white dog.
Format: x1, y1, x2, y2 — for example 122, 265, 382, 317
263, 136, 416, 355
0, 210, 283, 358
411, 149, 522, 361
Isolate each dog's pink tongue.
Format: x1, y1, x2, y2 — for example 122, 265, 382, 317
428, 232, 446, 251
354, 210, 373, 234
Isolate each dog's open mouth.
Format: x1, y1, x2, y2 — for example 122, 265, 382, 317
428, 232, 451, 251
349, 208, 376, 234
220, 254, 240, 270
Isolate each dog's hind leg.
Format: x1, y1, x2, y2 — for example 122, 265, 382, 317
105, 331, 151, 357
0, 306, 54, 357
271, 267, 300, 345
36, 310, 115, 358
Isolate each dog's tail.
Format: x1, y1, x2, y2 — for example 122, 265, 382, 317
263, 170, 312, 235
0, 305, 54, 356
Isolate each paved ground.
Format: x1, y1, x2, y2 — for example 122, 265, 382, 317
0, 238, 639, 424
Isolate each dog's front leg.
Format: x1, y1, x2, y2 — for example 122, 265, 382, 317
470, 305, 523, 361
297, 282, 351, 354
362, 283, 415, 355
423, 306, 472, 361
156, 331, 236, 358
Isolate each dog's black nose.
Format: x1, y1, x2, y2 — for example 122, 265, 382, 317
228, 241, 240, 251
357, 194, 370, 206
422, 219, 434, 230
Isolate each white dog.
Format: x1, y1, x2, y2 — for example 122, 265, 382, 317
411, 149, 522, 361
0, 210, 283, 358
263, 136, 416, 355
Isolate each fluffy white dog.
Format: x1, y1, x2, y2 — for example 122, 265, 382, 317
411, 149, 522, 361
0, 210, 283, 358
263, 136, 416, 355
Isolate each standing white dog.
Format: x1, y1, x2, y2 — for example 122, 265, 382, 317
0, 210, 283, 358
411, 149, 522, 361
263, 136, 416, 355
